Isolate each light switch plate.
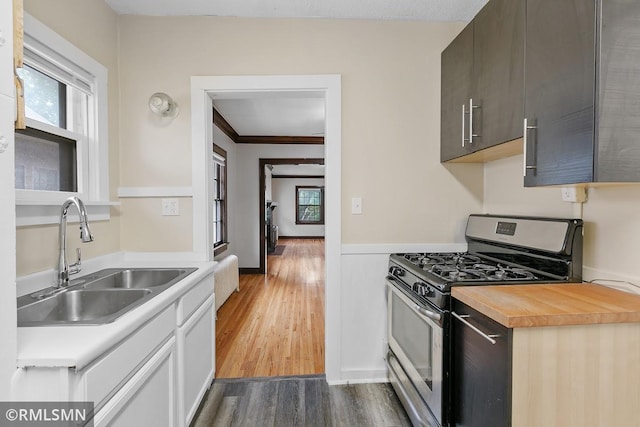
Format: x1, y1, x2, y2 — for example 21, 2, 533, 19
351, 197, 362, 215
162, 198, 180, 216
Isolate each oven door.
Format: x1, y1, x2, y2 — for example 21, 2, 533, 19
387, 279, 444, 425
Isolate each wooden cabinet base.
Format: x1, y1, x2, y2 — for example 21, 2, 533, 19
511, 323, 640, 426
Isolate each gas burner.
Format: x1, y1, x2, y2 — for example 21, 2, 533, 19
422, 254, 448, 265
486, 267, 537, 281
430, 264, 489, 281
430, 264, 458, 277
453, 268, 487, 281
473, 263, 499, 272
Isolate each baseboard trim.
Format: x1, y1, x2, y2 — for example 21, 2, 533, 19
213, 374, 326, 383
327, 368, 389, 386
279, 236, 325, 239
239, 267, 262, 275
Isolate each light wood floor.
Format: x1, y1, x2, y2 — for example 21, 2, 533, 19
215, 238, 325, 378
193, 375, 411, 427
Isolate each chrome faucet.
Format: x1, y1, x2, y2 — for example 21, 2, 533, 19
56, 196, 94, 287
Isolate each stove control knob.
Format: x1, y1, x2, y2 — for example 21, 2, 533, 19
413, 283, 435, 297
389, 266, 405, 277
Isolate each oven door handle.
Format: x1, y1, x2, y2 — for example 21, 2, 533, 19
415, 305, 442, 322
386, 280, 443, 324
452, 311, 499, 345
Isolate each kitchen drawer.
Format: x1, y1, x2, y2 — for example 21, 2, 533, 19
75, 304, 176, 410
177, 273, 214, 326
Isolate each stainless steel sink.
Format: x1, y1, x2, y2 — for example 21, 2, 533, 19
18, 267, 196, 326
18, 289, 150, 325
82, 269, 188, 290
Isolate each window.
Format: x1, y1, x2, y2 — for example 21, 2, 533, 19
213, 144, 228, 255
296, 186, 324, 225
15, 13, 108, 211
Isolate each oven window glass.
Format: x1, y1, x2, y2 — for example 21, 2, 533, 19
391, 293, 433, 388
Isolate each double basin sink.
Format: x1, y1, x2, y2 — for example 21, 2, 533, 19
17, 268, 196, 327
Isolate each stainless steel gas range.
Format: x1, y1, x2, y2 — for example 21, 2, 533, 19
385, 214, 583, 427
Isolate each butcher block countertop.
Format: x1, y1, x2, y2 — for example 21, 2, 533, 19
452, 283, 640, 328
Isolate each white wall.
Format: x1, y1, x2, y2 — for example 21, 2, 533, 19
272, 177, 326, 237
0, 0, 17, 399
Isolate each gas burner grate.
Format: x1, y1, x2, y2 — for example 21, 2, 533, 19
485, 267, 537, 281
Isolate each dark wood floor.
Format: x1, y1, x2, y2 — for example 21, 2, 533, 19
192, 375, 411, 427
216, 239, 325, 378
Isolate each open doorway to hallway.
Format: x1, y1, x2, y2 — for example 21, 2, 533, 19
190, 74, 341, 381
215, 159, 326, 378
215, 238, 325, 378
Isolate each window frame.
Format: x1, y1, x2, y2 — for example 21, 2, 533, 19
15, 13, 110, 224
295, 185, 325, 225
213, 144, 228, 256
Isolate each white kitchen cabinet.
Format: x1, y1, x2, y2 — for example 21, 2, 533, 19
94, 337, 176, 427
14, 267, 217, 426
177, 274, 215, 427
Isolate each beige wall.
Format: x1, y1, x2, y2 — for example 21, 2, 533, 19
17, 0, 121, 276
117, 16, 483, 250
484, 154, 640, 285
23, 6, 639, 287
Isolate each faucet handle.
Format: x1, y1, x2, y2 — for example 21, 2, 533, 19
69, 248, 82, 275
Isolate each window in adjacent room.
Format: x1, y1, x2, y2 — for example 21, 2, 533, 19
213, 144, 228, 255
296, 186, 324, 225
15, 13, 108, 207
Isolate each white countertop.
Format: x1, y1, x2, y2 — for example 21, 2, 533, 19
16, 253, 216, 370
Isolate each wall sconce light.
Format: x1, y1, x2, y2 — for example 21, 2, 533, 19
149, 92, 179, 118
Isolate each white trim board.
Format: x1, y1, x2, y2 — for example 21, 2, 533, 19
118, 187, 194, 198
16, 204, 113, 227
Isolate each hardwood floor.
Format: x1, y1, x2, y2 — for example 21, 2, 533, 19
215, 238, 325, 378
192, 375, 411, 427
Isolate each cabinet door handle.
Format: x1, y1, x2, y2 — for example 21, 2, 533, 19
462, 103, 467, 147
469, 99, 480, 144
452, 311, 499, 345
523, 118, 537, 176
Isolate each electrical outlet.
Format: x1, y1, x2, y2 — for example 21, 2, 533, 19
561, 187, 587, 203
162, 198, 180, 216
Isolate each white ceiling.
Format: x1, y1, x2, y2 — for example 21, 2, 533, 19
105, 0, 487, 22
212, 92, 325, 136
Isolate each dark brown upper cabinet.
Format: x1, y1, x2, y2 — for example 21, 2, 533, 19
441, 0, 525, 162
524, 0, 640, 186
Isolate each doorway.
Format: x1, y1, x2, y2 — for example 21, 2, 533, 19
190, 74, 342, 381
260, 158, 325, 274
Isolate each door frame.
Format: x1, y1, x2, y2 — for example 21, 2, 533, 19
190, 74, 342, 382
